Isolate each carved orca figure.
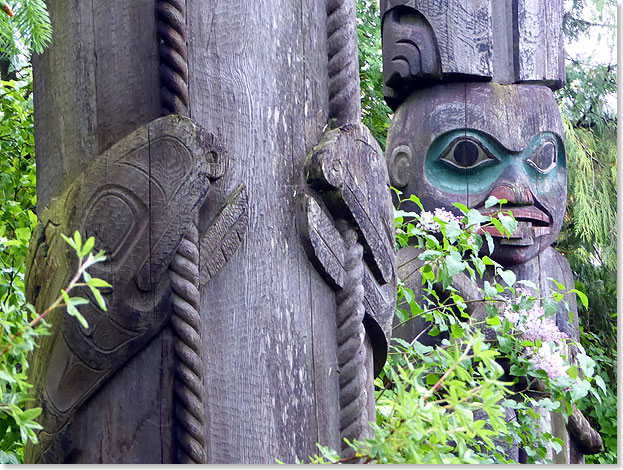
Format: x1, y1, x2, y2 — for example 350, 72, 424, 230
23, 115, 225, 463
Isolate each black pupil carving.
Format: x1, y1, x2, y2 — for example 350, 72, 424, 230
453, 140, 479, 167
537, 142, 556, 169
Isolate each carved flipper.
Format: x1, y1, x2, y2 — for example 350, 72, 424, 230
198, 184, 249, 287
302, 123, 396, 376
24, 115, 224, 463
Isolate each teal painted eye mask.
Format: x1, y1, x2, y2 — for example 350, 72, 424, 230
425, 129, 566, 195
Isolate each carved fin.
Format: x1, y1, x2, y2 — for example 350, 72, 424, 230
199, 184, 249, 287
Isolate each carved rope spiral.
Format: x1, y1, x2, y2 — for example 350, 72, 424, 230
157, 0, 206, 463
326, 0, 361, 127
569, 405, 603, 455
157, 0, 189, 116
335, 220, 369, 460
169, 220, 206, 464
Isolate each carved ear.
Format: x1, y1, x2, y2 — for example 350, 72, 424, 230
388, 144, 411, 188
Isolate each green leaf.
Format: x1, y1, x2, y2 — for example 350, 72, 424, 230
509, 364, 527, 377
485, 196, 506, 208
61, 233, 77, 250
0, 370, 17, 383
484, 231, 494, 255
426, 373, 440, 386
498, 336, 512, 353
569, 380, 591, 402
19, 408, 42, 422
87, 277, 112, 288
499, 270, 516, 287
498, 212, 517, 235
73, 230, 82, 253
81, 236, 95, 257
547, 277, 565, 291
570, 289, 589, 309
89, 285, 107, 311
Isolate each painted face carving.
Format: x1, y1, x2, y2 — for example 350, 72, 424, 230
386, 83, 567, 266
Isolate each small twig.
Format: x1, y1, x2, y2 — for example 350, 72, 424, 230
0, 258, 86, 359
427, 338, 474, 398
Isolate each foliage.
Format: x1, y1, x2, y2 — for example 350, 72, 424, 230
356, 0, 391, 150
309, 196, 600, 464
0, 232, 109, 464
0, 76, 36, 308
557, 0, 617, 463
0, 0, 52, 71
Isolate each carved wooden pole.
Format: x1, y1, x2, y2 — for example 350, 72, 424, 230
23, 0, 394, 464
381, 0, 601, 464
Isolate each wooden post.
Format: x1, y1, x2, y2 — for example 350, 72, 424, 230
24, 0, 395, 464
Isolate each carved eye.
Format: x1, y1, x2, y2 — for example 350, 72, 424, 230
438, 137, 498, 170
527, 140, 558, 174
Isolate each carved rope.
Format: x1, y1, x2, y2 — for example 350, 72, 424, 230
157, 0, 189, 116
170, 220, 207, 463
157, 0, 206, 463
335, 220, 369, 460
569, 404, 603, 455
326, 0, 361, 128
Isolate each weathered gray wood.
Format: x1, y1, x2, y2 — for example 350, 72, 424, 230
187, 1, 340, 463
514, 0, 565, 89
30, 2, 167, 459
380, 0, 565, 109
28, 0, 393, 463
381, 0, 493, 78
303, 124, 397, 369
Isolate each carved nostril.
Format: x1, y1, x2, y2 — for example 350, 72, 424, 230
489, 184, 516, 203
488, 184, 534, 206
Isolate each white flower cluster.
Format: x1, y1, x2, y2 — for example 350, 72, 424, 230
416, 208, 462, 232
501, 292, 569, 380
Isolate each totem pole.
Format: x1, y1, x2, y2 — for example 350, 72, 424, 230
380, 0, 601, 464
23, 0, 394, 464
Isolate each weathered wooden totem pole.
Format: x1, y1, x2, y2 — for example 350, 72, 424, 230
381, 0, 601, 464
23, 0, 395, 464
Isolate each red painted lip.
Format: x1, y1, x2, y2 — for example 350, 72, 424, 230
476, 206, 551, 243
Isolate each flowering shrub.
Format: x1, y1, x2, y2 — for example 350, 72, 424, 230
308, 191, 600, 464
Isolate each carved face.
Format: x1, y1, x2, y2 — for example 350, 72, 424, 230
386, 83, 567, 266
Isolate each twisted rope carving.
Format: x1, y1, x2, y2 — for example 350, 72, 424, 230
326, 0, 361, 128
170, 220, 206, 464
157, 0, 206, 463
335, 220, 369, 461
569, 404, 603, 455
157, 0, 189, 116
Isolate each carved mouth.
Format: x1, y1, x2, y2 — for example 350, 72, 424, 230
477, 206, 551, 246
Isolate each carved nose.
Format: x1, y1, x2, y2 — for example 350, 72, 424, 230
489, 184, 534, 205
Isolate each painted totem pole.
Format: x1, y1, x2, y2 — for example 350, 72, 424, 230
381, 0, 601, 464
23, 0, 395, 464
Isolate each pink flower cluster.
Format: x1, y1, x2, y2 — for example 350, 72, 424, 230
417, 208, 463, 232
500, 294, 569, 380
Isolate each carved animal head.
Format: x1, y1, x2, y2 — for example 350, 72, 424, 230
386, 82, 567, 266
